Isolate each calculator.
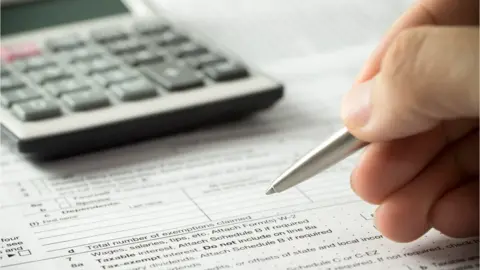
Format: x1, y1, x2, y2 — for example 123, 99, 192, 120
0, 0, 283, 159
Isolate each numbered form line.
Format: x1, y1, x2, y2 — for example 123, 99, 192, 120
44, 200, 360, 252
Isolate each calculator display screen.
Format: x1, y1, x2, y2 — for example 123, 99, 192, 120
1, 0, 129, 36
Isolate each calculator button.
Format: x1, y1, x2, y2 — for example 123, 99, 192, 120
11, 98, 61, 121
12, 55, 55, 72
61, 90, 110, 111
141, 62, 203, 91
134, 21, 169, 35
46, 35, 84, 52
121, 55, 137, 66
185, 54, 226, 69
204, 62, 248, 81
154, 31, 189, 46
1, 43, 41, 62
111, 78, 158, 101
28, 66, 71, 84
92, 68, 139, 87
1, 68, 10, 77
1, 88, 41, 107
91, 28, 128, 44
122, 50, 165, 66
170, 42, 208, 58
106, 39, 146, 55
75, 58, 119, 74
1, 76, 25, 91
68, 47, 102, 63
44, 78, 90, 96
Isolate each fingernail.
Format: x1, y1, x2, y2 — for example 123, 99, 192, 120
341, 78, 374, 128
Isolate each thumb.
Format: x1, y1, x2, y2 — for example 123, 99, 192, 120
341, 26, 479, 142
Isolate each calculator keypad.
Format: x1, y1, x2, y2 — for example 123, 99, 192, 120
1, 19, 250, 122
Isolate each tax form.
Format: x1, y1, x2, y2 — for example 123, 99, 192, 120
1, 42, 478, 270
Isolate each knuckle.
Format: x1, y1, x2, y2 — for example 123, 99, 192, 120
380, 27, 432, 111
383, 27, 429, 75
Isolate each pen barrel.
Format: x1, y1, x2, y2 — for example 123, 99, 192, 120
273, 128, 366, 192
306, 129, 366, 170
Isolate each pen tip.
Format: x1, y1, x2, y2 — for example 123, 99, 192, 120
265, 188, 276, 195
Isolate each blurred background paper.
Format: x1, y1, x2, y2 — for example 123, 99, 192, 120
154, 0, 414, 68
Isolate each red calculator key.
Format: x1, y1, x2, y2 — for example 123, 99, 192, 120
0, 43, 41, 62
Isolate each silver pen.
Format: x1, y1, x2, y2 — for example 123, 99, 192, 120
266, 127, 368, 195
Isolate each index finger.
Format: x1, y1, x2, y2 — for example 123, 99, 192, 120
355, 0, 479, 83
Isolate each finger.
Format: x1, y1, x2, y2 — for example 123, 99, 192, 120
431, 179, 479, 238
356, 0, 479, 83
374, 129, 479, 242
342, 26, 479, 142
351, 119, 477, 205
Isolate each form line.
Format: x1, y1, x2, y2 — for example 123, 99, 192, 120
29, 178, 43, 196
206, 198, 308, 216
42, 215, 203, 246
37, 207, 198, 239
181, 188, 212, 221
296, 187, 314, 203
32, 196, 189, 224
193, 190, 301, 207
34, 200, 192, 233
44, 200, 360, 252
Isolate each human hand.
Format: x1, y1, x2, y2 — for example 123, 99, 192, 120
341, 0, 479, 242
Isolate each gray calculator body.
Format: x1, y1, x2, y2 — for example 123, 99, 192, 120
0, 0, 283, 159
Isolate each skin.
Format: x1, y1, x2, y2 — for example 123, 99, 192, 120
340, 0, 479, 242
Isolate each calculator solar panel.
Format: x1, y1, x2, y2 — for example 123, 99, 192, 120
0, 5, 283, 160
